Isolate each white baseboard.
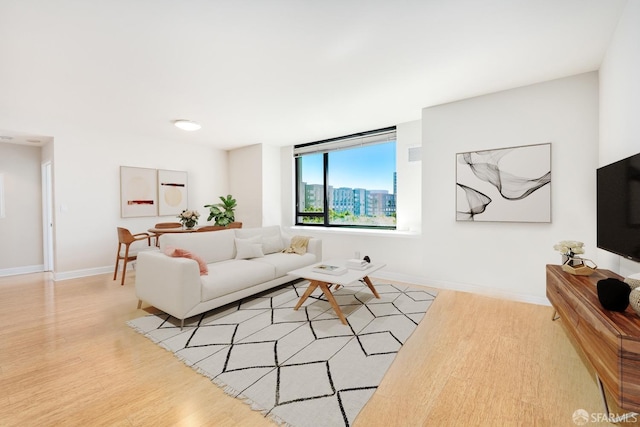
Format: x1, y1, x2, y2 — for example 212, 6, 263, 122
1, 264, 129, 282
0, 264, 44, 277
374, 270, 551, 306
53, 265, 114, 281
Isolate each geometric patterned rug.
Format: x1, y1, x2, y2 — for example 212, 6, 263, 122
128, 280, 437, 427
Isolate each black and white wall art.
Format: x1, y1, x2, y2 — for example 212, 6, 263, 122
456, 143, 551, 222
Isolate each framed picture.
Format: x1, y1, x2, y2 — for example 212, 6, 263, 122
120, 166, 158, 217
158, 169, 188, 216
456, 142, 551, 222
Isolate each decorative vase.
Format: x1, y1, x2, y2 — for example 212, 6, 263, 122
625, 276, 640, 290
629, 287, 640, 316
561, 256, 597, 276
183, 220, 196, 229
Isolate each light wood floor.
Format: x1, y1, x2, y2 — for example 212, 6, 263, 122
0, 272, 632, 426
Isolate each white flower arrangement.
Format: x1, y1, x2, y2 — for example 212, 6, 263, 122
178, 209, 200, 227
553, 240, 598, 273
553, 240, 585, 258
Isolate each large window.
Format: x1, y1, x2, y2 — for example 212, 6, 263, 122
295, 127, 396, 229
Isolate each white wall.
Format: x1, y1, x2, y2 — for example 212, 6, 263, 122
396, 120, 422, 232
0, 143, 43, 273
262, 144, 282, 227
229, 143, 285, 228
599, 0, 640, 276
421, 72, 599, 303
51, 128, 229, 279
229, 144, 262, 228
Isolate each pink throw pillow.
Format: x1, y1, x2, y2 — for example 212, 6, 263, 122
164, 246, 208, 275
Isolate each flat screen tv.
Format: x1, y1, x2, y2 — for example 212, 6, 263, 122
597, 152, 640, 262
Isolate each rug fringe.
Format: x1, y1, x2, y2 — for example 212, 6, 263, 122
184, 370, 296, 426
208, 376, 295, 425
125, 320, 166, 345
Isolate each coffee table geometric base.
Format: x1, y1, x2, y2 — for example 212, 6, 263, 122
294, 276, 381, 325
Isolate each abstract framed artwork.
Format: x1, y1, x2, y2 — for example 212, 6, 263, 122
456, 142, 551, 222
158, 169, 187, 216
120, 166, 158, 218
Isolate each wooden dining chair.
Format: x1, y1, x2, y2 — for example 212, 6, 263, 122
151, 222, 182, 245
154, 222, 182, 229
114, 227, 154, 286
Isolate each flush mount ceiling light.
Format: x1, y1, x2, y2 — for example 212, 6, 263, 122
173, 120, 201, 131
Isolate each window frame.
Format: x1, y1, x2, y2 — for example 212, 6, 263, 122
294, 127, 397, 230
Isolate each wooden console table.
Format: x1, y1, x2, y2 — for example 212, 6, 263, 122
546, 264, 640, 418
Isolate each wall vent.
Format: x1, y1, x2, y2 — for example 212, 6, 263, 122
408, 146, 422, 162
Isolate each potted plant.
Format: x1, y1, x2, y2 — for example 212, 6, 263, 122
204, 195, 237, 226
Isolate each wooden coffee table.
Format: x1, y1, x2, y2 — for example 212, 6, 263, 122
288, 260, 386, 325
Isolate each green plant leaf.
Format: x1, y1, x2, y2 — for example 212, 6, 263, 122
205, 195, 236, 226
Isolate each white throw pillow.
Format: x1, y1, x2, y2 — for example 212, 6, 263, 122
262, 234, 285, 254
235, 236, 264, 259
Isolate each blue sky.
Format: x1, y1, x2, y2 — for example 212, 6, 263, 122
301, 142, 396, 193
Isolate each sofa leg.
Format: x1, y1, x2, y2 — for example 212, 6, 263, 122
137, 299, 142, 309
180, 319, 184, 330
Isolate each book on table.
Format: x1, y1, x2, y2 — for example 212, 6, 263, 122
346, 258, 370, 270
313, 264, 347, 275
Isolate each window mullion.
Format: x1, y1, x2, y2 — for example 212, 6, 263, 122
294, 156, 300, 215
323, 152, 329, 226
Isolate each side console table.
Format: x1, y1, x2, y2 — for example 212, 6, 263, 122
546, 264, 640, 419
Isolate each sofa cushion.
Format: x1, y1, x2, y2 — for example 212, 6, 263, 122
164, 246, 208, 275
235, 236, 265, 260
161, 229, 236, 264
201, 260, 276, 301
262, 234, 285, 254
251, 252, 318, 277
235, 225, 280, 240
235, 225, 285, 255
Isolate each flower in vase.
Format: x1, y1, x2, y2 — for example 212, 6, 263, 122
553, 240, 585, 258
178, 209, 200, 228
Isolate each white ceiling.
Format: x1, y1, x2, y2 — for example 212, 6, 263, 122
0, 0, 627, 150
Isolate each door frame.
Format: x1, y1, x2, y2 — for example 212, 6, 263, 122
42, 161, 54, 272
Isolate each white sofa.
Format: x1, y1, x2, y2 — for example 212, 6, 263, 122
135, 226, 321, 327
